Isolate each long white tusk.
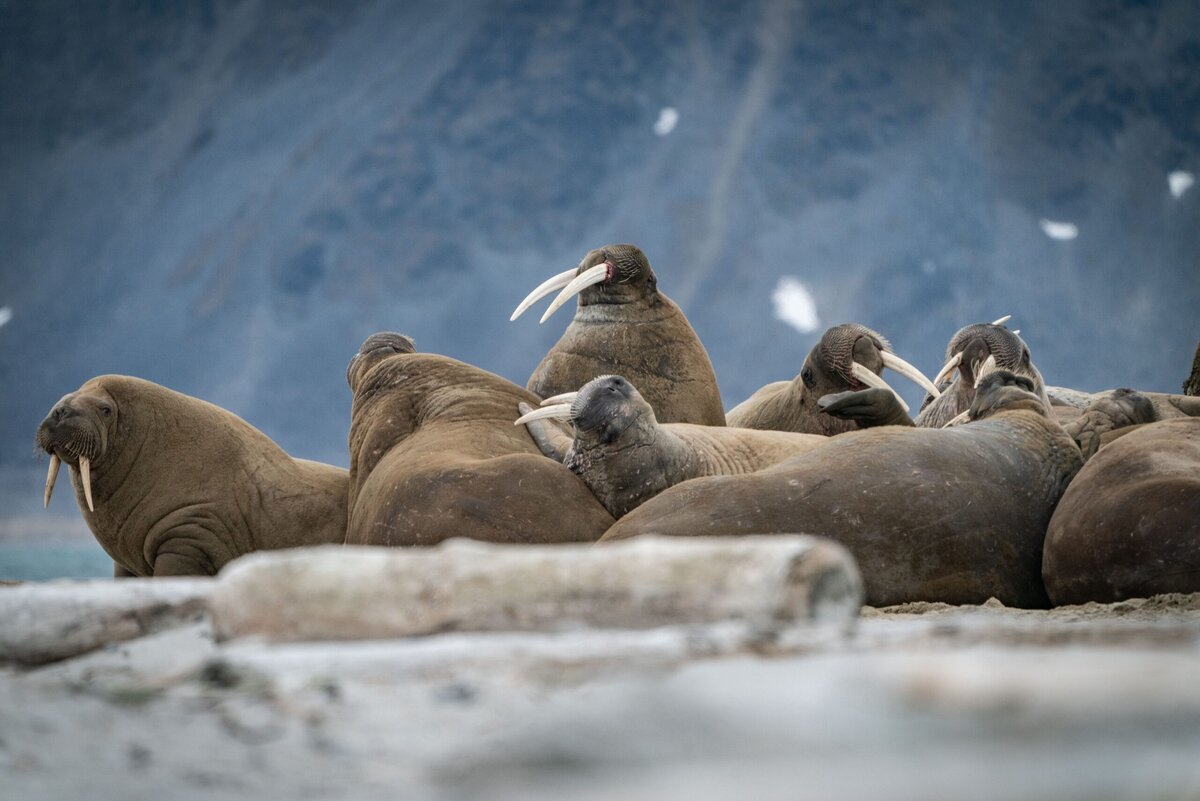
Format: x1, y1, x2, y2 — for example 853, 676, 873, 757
942, 409, 971, 428
79, 456, 95, 512
850, 362, 910, 413
973, 355, 998, 388
932, 351, 963, 387
991, 315, 1012, 326
880, 351, 941, 399
539, 263, 609, 324
510, 267, 578, 321
514, 403, 575, 426
540, 391, 579, 406
43, 454, 60, 509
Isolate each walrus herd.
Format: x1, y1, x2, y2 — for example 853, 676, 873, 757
35, 243, 1200, 608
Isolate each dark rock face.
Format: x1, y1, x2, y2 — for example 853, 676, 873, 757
2, 0, 1197, 476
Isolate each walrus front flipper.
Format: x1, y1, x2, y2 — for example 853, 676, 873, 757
516, 402, 572, 462
1064, 388, 1158, 460
818, 388, 914, 429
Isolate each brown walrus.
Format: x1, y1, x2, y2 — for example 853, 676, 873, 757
514, 374, 828, 518
346, 332, 613, 546
1043, 417, 1200, 605
35, 375, 348, 577
725, 323, 939, 435
510, 244, 726, 426
600, 371, 1083, 608
916, 318, 1052, 428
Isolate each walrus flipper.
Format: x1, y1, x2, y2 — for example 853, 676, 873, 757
517, 402, 571, 461
1063, 388, 1158, 460
818, 389, 914, 429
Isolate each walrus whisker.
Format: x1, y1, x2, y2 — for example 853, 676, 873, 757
79, 456, 95, 512
540, 391, 579, 406
850, 363, 910, 413
510, 267, 577, 321
540, 263, 609, 324
942, 409, 971, 428
514, 403, 575, 426
880, 351, 941, 399
43, 454, 60, 509
932, 351, 963, 387
991, 315, 1012, 326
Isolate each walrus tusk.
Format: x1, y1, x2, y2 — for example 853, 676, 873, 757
540, 391, 579, 406
539, 263, 609, 324
933, 351, 963, 387
943, 409, 971, 428
79, 456, 95, 512
1011, 329, 1020, 337
43, 454, 60, 508
510, 267, 577, 321
973, 355, 998, 388
991, 315, 1012, 326
880, 352, 941, 399
514, 403, 575, 426
850, 363, 910, 413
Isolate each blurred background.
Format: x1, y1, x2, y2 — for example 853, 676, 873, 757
1, 0, 1197, 578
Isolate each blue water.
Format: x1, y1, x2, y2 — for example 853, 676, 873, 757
0, 544, 114, 581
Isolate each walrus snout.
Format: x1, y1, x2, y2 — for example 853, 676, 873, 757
967, 370, 1044, 421
511, 244, 653, 324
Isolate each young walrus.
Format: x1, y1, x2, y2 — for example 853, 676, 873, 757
725, 323, 939, 435
510, 243, 726, 426
35, 376, 348, 577
346, 333, 613, 546
515, 375, 828, 518
601, 371, 1083, 608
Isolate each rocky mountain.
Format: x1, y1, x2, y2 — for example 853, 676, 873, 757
2, 0, 1197, 494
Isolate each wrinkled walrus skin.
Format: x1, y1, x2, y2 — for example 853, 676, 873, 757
1043, 417, 1200, 605
35, 376, 348, 577
346, 333, 614, 546
601, 372, 1082, 608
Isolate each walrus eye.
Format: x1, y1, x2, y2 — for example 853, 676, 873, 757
100, 405, 112, 416
801, 367, 815, 388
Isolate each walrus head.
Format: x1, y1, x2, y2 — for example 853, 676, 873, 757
346, 332, 416, 393
35, 384, 119, 511
801, 323, 940, 416
916, 318, 1052, 427
510, 244, 658, 324
965, 370, 1046, 421
514, 374, 652, 448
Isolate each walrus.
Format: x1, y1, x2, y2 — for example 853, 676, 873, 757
916, 318, 1052, 427
600, 371, 1083, 608
514, 374, 829, 518
1043, 417, 1200, 605
725, 323, 939, 435
510, 244, 726, 426
35, 376, 348, 577
346, 332, 613, 546
1185, 340, 1200, 396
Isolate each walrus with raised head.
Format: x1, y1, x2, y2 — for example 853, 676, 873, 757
916, 318, 1052, 427
601, 371, 1083, 608
725, 323, 939, 435
510, 244, 726, 426
514, 374, 829, 518
1043, 416, 1200, 605
35, 376, 348, 577
346, 333, 613, 546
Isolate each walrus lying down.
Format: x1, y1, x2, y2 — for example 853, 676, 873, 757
515, 374, 828, 518
1043, 416, 1200, 605
601, 371, 1083, 608
36, 376, 347, 577
345, 333, 613, 546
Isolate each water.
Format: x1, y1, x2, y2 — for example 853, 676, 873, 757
0, 543, 113, 581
